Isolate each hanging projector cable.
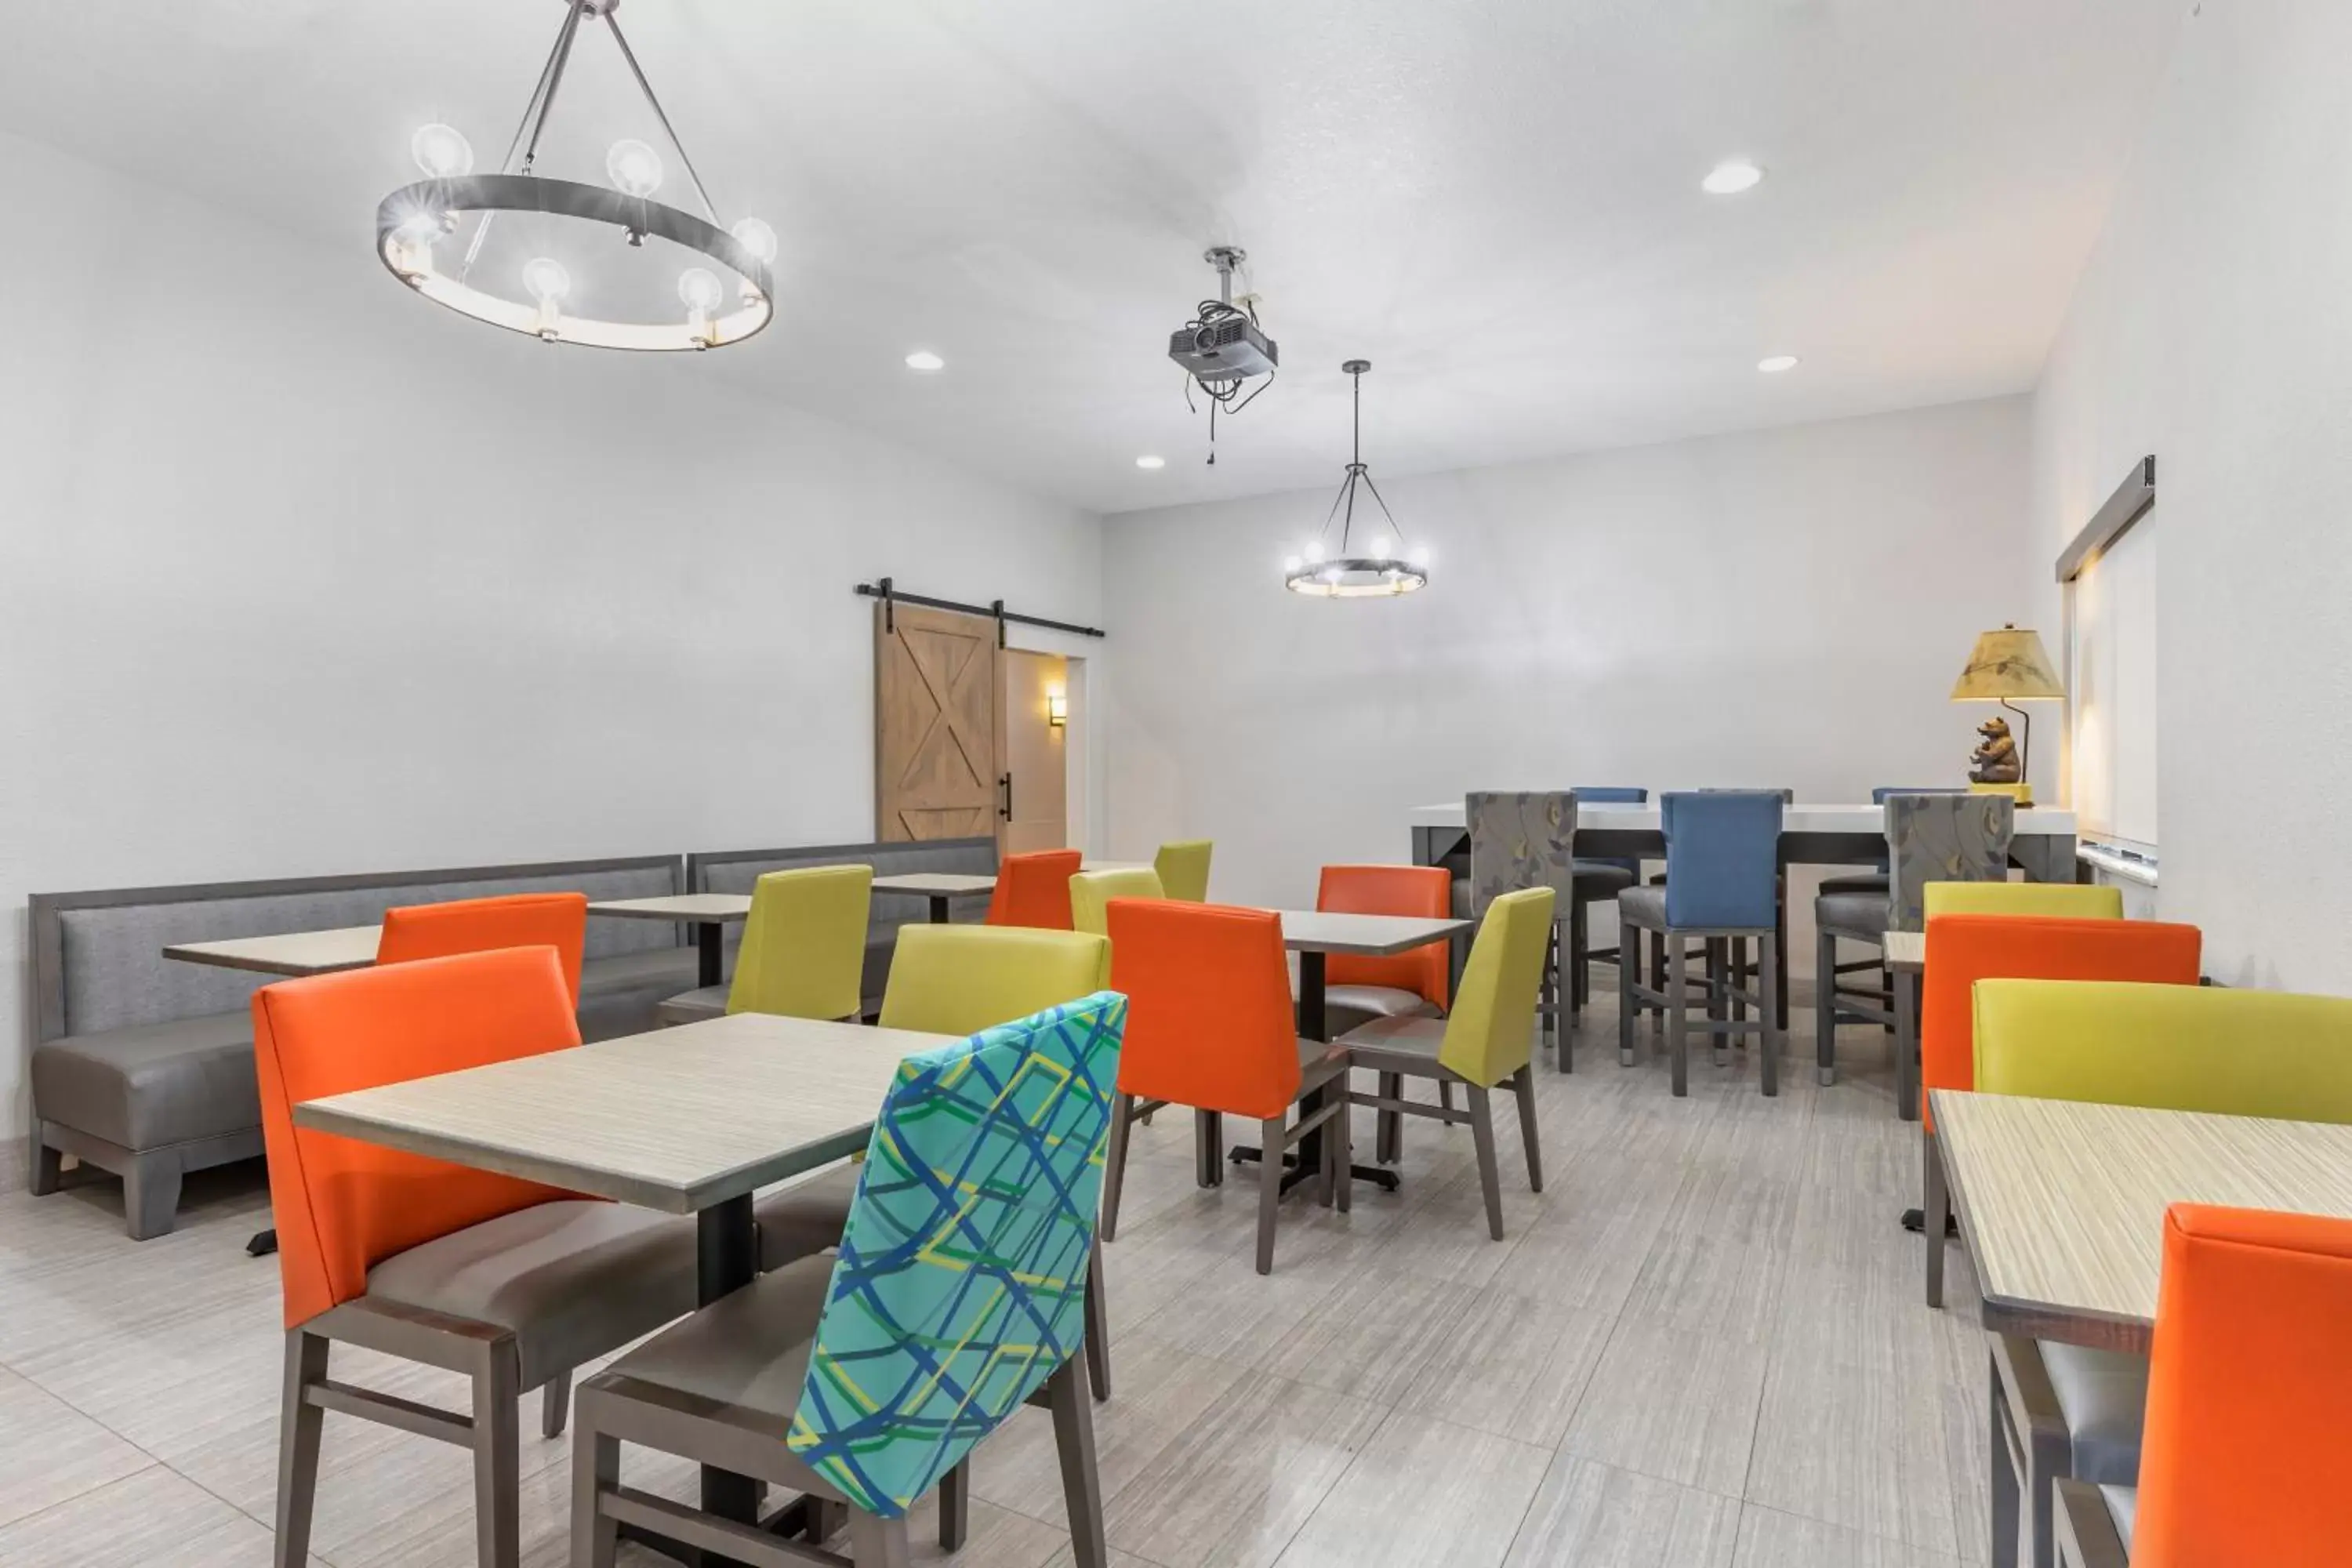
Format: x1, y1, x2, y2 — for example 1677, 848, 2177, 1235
1167, 246, 1278, 464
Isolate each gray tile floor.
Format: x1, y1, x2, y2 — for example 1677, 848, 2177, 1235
0, 996, 1993, 1568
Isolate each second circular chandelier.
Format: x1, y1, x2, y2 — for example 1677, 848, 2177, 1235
376, 0, 775, 352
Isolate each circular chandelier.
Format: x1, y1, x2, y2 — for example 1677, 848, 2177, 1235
376, 0, 774, 352
1283, 361, 1430, 597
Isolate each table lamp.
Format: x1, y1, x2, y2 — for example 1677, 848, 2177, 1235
1951, 623, 2063, 807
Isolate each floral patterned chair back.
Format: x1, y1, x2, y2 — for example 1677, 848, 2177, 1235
1886, 793, 2015, 932
1465, 792, 1578, 920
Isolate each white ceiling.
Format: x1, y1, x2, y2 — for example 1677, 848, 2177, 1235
2, 0, 2185, 514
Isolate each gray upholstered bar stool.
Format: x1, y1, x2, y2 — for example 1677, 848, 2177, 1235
1817, 787, 1967, 1018
1467, 791, 1579, 1069
1813, 792, 2014, 1087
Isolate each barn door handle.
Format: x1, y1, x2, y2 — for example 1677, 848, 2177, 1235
999, 772, 1013, 821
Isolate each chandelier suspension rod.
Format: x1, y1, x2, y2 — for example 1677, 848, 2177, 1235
607, 13, 723, 223
461, 1, 587, 284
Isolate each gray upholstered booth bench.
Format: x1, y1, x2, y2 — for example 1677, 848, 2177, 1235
27, 855, 693, 1240
655, 837, 1000, 1023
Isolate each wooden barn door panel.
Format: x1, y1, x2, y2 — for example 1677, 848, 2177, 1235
875, 602, 1000, 842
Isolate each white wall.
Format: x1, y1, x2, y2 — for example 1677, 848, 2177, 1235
0, 130, 1101, 1132
2030, 0, 2352, 991
1102, 396, 2039, 964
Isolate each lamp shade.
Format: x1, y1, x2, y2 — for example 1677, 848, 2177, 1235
1951, 624, 2064, 701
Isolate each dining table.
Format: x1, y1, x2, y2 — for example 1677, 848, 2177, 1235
1931, 1090, 2352, 1351
1225, 907, 1471, 1196
296, 1011, 954, 1568
586, 892, 751, 989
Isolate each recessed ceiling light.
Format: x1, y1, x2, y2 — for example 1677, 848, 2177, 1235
1757, 354, 1800, 374
1702, 160, 1766, 195
1134, 455, 1166, 470
903, 350, 945, 372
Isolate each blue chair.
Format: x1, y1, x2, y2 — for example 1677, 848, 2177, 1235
569, 993, 1127, 1566
1566, 786, 1647, 1013
1617, 792, 1786, 1096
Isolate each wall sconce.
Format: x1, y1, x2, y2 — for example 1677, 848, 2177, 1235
1047, 687, 1068, 728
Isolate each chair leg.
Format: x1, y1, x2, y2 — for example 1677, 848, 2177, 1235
1989, 1364, 2021, 1568
1466, 1085, 1505, 1240
1649, 931, 1666, 1032
1570, 899, 1590, 1011
1377, 1072, 1403, 1163
1512, 1066, 1542, 1193
1924, 1130, 1949, 1309
123, 1154, 182, 1241
1083, 1242, 1112, 1400
274, 1330, 328, 1568
1331, 1078, 1353, 1215
1668, 939, 1690, 1097
1617, 916, 1637, 1067
569, 1417, 619, 1568
1705, 937, 1728, 1066
539, 1371, 569, 1440
939, 1460, 970, 1552
1815, 927, 1838, 1086
848, 1512, 914, 1568
1254, 1114, 1285, 1275
1099, 1094, 1134, 1242
1758, 932, 1781, 1098
1047, 1358, 1109, 1568
469, 1343, 522, 1568
30, 1139, 64, 1197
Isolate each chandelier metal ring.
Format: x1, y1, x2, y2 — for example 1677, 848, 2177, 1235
379, 176, 774, 351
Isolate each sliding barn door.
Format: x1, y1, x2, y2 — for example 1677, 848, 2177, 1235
874, 601, 1001, 842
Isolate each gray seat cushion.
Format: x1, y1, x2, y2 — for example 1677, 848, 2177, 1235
597, 1255, 836, 1434
580, 947, 699, 998
2100, 1485, 2136, 1549
2043, 1342, 2149, 1486
1617, 884, 1668, 930
30, 1013, 256, 1151
1818, 872, 1891, 896
1335, 1014, 1463, 1080
655, 985, 729, 1028
1570, 860, 1636, 898
1323, 984, 1438, 1041
365, 1199, 699, 1389
1813, 891, 1893, 940
753, 1166, 858, 1272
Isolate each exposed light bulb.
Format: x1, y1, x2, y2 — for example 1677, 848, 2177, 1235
411, 124, 474, 180
390, 212, 442, 275
1283, 554, 1305, 575
729, 216, 779, 265
1701, 160, 1765, 195
1321, 567, 1343, 585
1304, 541, 1327, 564
677, 267, 724, 314
904, 350, 946, 372
523, 256, 570, 341
523, 256, 571, 303
605, 139, 664, 198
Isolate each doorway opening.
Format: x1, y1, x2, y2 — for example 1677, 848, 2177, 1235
997, 648, 1071, 856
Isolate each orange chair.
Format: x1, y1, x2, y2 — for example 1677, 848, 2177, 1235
376, 891, 590, 1004
2055, 1204, 2352, 1568
255, 947, 695, 1566
987, 849, 1083, 929
1919, 914, 2201, 1306
1095, 900, 1346, 1275
1318, 865, 1453, 1163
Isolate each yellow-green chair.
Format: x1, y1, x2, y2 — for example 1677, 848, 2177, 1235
1070, 867, 1165, 937
1974, 980, 2352, 1122
1338, 886, 1553, 1240
1970, 978, 2352, 1568
752, 923, 1119, 1394
654, 865, 873, 1026
1924, 881, 2125, 920
1153, 840, 1213, 902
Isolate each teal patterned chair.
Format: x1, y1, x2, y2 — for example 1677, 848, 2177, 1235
569, 993, 1127, 1568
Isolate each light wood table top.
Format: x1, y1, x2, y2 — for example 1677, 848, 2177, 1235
163, 926, 381, 977
871, 872, 1000, 898
1882, 930, 1924, 972
1932, 1090, 2352, 1352
587, 894, 751, 922
295, 1013, 955, 1214
1269, 910, 1468, 956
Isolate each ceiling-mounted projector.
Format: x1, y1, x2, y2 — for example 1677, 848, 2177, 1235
1169, 245, 1276, 463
